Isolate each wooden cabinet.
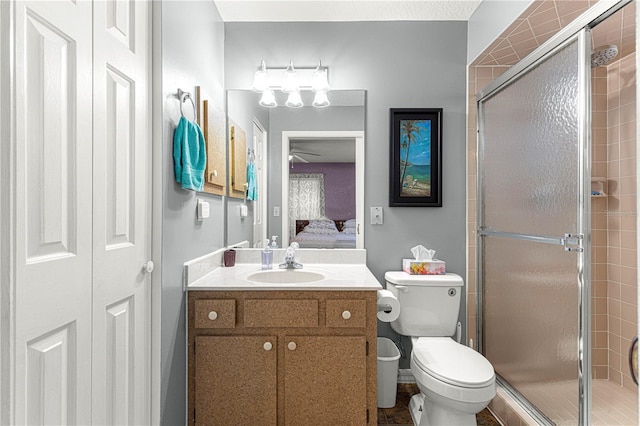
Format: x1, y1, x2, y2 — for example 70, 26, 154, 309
195, 336, 277, 425
283, 335, 367, 425
188, 290, 377, 425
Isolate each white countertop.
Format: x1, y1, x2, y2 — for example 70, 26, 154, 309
188, 263, 382, 291
184, 248, 382, 291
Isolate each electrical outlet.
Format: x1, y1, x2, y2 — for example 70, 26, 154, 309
274, 206, 280, 217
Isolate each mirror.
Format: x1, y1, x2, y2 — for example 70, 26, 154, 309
225, 90, 366, 249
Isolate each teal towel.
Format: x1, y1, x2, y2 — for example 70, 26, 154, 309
247, 162, 257, 201
173, 116, 206, 191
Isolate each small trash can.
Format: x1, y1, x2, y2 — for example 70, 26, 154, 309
377, 337, 401, 408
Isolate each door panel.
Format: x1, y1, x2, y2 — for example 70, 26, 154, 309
195, 336, 277, 425
481, 38, 582, 238
284, 336, 367, 425
14, 1, 93, 424
92, 0, 151, 424
12, 1, 151, 424
479, 32, 589, 424
253, 121, 266, 247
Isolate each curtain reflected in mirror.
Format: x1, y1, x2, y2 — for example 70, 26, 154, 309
289, 173, 326, 236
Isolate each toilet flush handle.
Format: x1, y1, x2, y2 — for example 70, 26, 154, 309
395, 285, 409, 293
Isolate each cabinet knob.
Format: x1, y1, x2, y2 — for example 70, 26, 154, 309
342, 310, 352, 320
263, 342, 273, 351
287, 341, 297, 351
208, 311, 218, 321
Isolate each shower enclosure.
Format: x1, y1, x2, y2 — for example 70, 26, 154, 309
476, 1, 637, 424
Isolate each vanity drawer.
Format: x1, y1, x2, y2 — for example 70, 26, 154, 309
195, 299, 236, 329
326, 299, 366, 328
244, 299, 319, 328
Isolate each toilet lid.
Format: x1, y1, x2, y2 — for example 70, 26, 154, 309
412, 338, 495, 388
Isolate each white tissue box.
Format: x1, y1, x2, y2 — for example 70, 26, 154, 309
402, 258, 446, 275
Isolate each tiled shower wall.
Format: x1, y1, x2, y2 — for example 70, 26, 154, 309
605, 53, 637, 390
592, 65, 609, 380
466, 0, 637, 387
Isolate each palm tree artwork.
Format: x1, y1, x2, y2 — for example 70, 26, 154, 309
399, 119, 431, 197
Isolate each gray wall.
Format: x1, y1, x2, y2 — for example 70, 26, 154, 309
467, 0, 533, 64
159, 2, 225, 424
225, 22, 469, 367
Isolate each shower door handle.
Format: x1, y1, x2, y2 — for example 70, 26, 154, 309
629, 336, 638, 386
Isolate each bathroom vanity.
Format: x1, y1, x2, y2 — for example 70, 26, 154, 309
186, 249, 381, 425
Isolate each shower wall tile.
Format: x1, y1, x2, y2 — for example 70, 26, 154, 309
607, 55, 638, 389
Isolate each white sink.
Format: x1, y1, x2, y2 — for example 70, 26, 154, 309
247, 270, 325, 284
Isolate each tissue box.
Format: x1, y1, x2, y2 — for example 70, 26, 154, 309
403, 258, 446, 275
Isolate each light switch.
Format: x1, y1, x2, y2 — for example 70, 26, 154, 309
197, 199, 210, 220
371, 207, 383, 225
274, 206, 280, 217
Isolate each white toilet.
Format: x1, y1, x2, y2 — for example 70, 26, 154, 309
385, 271, 496, 426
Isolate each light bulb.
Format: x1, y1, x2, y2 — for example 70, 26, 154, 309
285, 90, 303, 108
281, 60, 299, 93
312, 61, 330, 92
251, 60, 268, 92
312, 91, 330, 108
259, 89, 277, 107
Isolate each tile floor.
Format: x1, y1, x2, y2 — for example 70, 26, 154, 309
377, 383, 501, 425
513, 379, 638, 425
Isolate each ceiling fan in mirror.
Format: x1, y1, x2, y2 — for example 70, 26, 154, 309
289, 149, 319, 166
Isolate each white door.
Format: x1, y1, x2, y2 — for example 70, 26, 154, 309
91, 1, 151, 424
10, 1, 151, 424
13, 1, 94, 423
253, 120, 267, 248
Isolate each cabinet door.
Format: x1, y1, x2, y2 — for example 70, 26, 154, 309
284, 336, 367, 425
195, 336, 277, 426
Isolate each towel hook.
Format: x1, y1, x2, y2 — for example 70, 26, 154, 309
177, 88, 197, 121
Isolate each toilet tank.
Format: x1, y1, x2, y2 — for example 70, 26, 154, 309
384, 272, 463, 337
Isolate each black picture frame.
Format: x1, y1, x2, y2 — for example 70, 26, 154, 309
389, 108, 442, 207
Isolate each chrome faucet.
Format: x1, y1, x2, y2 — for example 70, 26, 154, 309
280, 242, 302, 269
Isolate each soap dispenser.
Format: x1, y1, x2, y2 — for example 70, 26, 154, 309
262, 239, 273, 270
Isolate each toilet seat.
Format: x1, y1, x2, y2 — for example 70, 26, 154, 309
412, 337, 495, 388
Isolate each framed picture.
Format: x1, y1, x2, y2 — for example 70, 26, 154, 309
389, 108, 442, 207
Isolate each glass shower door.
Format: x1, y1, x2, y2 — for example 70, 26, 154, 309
477, 31, 590, 425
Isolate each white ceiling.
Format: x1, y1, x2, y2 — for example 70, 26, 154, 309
290, 138, 356, 163
214, 0, 483, 22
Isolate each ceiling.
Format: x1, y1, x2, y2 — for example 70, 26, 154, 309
290, 138, 355, 163
214, 0, 484, 22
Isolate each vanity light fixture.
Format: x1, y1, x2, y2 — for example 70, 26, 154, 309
251, 60, 331, 108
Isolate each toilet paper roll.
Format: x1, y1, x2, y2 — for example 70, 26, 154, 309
377, 289, 400, 322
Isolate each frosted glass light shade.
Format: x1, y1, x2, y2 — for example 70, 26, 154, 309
251, 61, 268, 93
259, 89, 277, 107
312, 62, 330, 92
281, 60, 299, 93
312, 91, 330, 108
285, 91, 303, 108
